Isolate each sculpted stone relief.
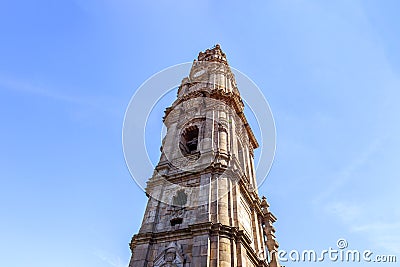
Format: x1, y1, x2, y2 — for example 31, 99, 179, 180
153, 242, 185, 267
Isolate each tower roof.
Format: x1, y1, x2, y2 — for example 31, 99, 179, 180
197, 44, 228, 65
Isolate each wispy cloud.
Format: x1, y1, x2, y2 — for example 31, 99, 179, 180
314, 134, 400, 254
324, 200, 400, 255
0, 74, 122, 117
313, 136, 385, 204
0, 75, 84, 105
325, 201, 363, 224
94, 250, 129, 267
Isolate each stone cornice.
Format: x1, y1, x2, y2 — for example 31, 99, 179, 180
130, 222, 267, 267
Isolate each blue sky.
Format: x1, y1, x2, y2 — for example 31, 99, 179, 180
1, 0, 400, 266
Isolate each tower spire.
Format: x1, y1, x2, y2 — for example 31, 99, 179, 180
128, 46, 281, 267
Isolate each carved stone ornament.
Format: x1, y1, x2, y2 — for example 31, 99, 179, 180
153, 242, 184, 267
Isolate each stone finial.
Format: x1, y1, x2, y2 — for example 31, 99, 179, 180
261, 196, 282, 267
261, 196, 269, 211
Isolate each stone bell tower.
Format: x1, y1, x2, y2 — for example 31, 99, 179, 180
128, 45, 281, 267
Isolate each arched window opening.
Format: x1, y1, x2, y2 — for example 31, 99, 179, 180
180, 126, 199, 156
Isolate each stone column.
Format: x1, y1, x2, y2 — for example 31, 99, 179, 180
219, 129, 228, 153
217, 176, 229, 226
219, 236, 231, 267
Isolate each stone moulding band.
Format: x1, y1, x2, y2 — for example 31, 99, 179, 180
130, 222, 268, 267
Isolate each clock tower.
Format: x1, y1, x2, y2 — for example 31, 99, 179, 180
128, 45, 281, 267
